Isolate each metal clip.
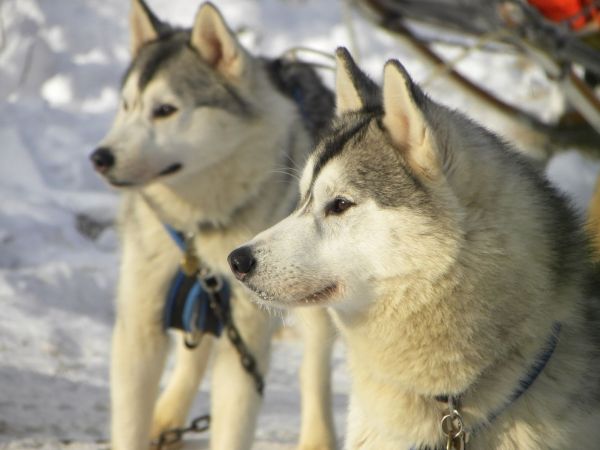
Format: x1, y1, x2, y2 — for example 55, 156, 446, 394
184, 330, 202, 349
441, 397, 467, 450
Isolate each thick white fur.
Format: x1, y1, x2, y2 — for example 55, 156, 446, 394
235, 54, 600, 449
102, 2, 337, 449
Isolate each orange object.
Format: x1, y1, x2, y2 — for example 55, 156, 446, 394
528, 0, 600, 30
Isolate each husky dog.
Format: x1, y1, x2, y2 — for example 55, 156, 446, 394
229, 48, 600, 449
91, 1, 338, 449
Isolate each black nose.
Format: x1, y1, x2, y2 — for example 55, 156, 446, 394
228, 246, 256, 280
90, 147, 115, 173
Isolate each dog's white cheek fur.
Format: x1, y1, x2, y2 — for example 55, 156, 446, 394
248, 203, 405, 311
248, 214, 323, 304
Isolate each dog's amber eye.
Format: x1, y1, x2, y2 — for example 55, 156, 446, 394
153, 104, 178, 119
325, 197, 355, 216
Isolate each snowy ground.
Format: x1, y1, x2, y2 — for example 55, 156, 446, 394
1, 0, 599, 449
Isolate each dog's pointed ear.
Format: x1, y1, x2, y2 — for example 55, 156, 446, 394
382, 60, 440, 180
130, 0, 161, 56
191, 2, 250, 80
335, 47, 379, 114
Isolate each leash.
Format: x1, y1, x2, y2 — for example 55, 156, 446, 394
412, 322, 562, 450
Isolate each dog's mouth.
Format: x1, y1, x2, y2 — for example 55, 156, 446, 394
291, 283, 339, 306
246, 282, 340, 308
158, 163, 182, 177
108, 179, 136, 187
107, 163, 183, 188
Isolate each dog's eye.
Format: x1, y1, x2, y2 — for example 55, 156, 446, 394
153, 104, 178, 119
325, 197, 355, 216
122, 99, 129, 111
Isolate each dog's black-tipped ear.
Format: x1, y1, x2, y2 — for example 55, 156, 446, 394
191, 2, 250, 80
130, 0, 162, 56
335, 47, 379, 115
383, 60, 440, 180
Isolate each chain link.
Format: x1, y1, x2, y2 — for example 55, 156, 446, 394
152, 414, 210, 450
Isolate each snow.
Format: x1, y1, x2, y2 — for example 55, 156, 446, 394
0, 0, 597, 448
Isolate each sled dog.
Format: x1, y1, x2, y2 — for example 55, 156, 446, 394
229, 48, 600, 449
91, 1, 337, 449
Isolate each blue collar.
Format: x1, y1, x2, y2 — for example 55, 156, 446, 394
483, 321, 562, 426
411, 321, 562, 450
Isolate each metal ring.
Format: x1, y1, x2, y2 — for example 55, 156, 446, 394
154, 428, 183, 447
200, 274, 223, 293
242, 354, 255, 371
441, 410, 464, 438
190, 415, 211, 432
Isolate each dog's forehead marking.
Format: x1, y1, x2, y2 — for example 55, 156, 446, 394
312, 160, 343, 200
298, 115, 373, 211
297, 157, 345, 216
121, 70, 142, 105
310, 114, 374, 190
142, 75, 175, 99
121, 69, 176, 109
299, 154, 315, 199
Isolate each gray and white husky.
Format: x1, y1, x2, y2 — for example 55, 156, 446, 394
91, 1, 337, 449
229, 48, 600, 449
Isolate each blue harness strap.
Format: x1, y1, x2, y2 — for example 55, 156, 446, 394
162, 224, 230, 338
164, 224, 186, 250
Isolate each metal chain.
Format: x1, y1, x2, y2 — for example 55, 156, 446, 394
152, 414, 210, 450
178, 232, 265, 397
200, 273, 265, 397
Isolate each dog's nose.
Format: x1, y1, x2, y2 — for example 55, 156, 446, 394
90, 147, 115, 173
228, 246, 256, 280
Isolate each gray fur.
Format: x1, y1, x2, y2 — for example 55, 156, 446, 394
124, 28, 334, 125
125, 30, 251, 115
310, 113, 432, 212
